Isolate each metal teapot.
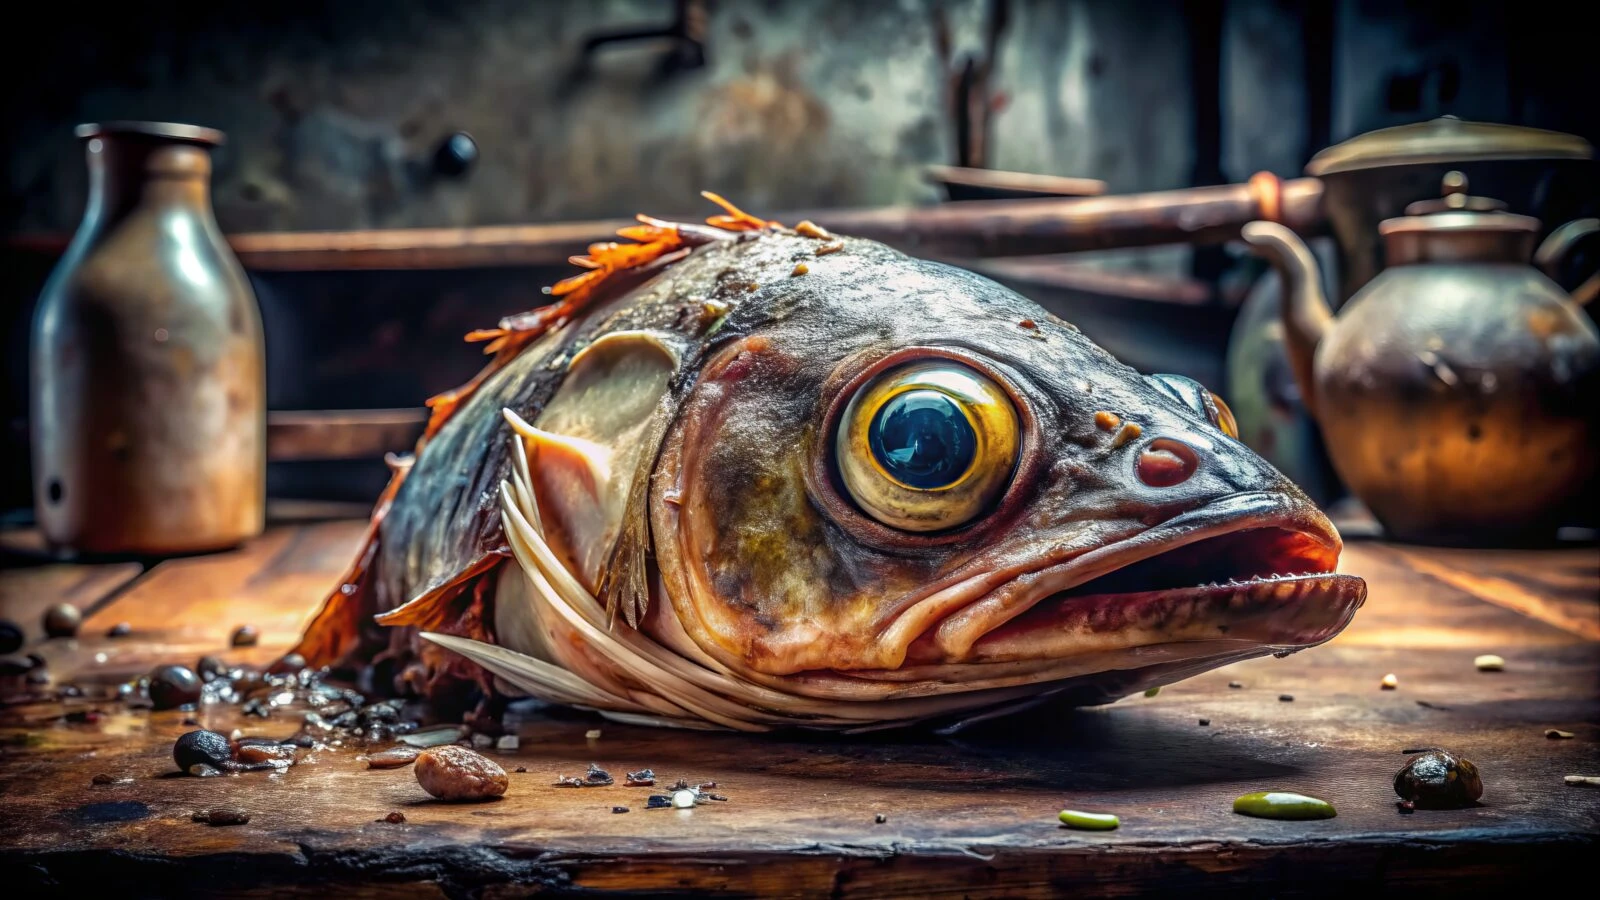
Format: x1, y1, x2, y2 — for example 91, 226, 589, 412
1241, 172, 1600, 545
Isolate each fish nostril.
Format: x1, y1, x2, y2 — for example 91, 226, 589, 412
1137, 438, 1199, 487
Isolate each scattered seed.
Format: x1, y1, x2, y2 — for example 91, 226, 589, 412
626, 769, 656, 787
193, 807, 250, 826
875, 813, 887, 824
1111, 421, 1143, 448
42, 604, 81, 638
815, 240, 844, 256
174, 730, 234, 774
1381, 673, 1398, 690
1394, 749, 1483, 809
1144, 686, 1161, 697
1546, 729, 1575, 740
1019, 319, 1037, 330
1058, 809, 1120, 830
0, 620, 22, 654
366, 746, 420, 769
148, 664, 204, 710
1474, 654, 1504, 672
230, 625, 259, 648
612, 806, 630, 814
795, 220, 832, 240
496, 735, 519, 752
414, 745, 508, 801
1198, 718, 1210, 726
1279, 694, 1294, 702
1232, 791, 1336, 820
382, 812, 406, 824
106, 622, 132, 638
1564, 775, 1600, 787
790, 262, 809, 276
672, 790, 696, 809
1228, 681, 1243, 689
515, 766, 527, 773
1093, 411, 1121, 431
91, 773, 115, 785
585, 729, 602, 740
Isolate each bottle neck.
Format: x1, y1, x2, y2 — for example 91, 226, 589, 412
81, 136, 215, 231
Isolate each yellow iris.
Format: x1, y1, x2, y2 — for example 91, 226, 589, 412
835, 362, 1020, 532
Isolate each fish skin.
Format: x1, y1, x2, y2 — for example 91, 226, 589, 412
291, 205, 1365, 728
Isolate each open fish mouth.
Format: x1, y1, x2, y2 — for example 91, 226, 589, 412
895, 491, 1367, 671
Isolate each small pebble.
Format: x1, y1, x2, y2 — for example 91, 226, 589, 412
585, 729, 602, 740
91, 773, 115, 785
0, 655, 33, 676
106, 622, 132, 638
382, 812, 407, 824
875, 813, 887, 824
367, 746, 420, 769
671, 790, 696, 809
1198, 718, 1210, 726
1228, 681, 1243, 689
230, 625, 259, 648
1564, 775, 1600, 787
43, 603, 82, 638
496, 735, 519, 752
1474, 654, 1505, 672
148, 664, 204, 710
612, 806, 630, 814
174, 730, 234, 774
1394, 749, 1483, 809
1279, 694, 1294, 702
235, 742, 296, 766
1546, 729, 1575, 739
1232, 791, 1336, 820
1381, 673, 1398, 690
193, 807, 250, 826
197, 656, 227, 682
1058, 809, 1120, 830
515, 766, 527, 774
0, 620, 23, 654
471, 733, 494, 750
414, 745, 508, 801
626, 769, 656, 787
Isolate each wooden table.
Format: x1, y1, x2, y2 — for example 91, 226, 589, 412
1, 518, 1595, 897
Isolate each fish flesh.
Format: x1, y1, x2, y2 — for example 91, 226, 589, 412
290, 194, 1366, 733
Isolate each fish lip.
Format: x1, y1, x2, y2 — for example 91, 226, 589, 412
888, 490, 1358, 664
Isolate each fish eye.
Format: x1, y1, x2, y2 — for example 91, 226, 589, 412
1148, 374, 1238, 439
835, 361, 1020, 532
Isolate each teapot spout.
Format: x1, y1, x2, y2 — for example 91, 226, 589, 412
1241, 220, 1334, 419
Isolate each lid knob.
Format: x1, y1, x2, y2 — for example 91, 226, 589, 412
1404, 171, 1508, 216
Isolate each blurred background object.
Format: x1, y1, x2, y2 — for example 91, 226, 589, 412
29, 122, 265, 557
1, 0, 1597, 546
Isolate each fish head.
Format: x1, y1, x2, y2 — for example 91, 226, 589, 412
650, 233, 1365, 700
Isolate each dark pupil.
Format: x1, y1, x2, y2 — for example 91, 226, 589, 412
868, 390, 977, 489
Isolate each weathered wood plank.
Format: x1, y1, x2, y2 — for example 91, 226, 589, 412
0, 559, 143, 644
0, 523, 1594, 897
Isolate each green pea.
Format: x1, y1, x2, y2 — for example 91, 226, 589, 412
1058, 809, 1120, 830
1232, 791, 1336, 820
1143, 686, 1161, 697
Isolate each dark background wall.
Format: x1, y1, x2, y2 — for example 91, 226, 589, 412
2, 0, 1595, 512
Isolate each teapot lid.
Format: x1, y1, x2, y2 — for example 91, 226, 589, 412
1380, 172, 1540, 238
1306, 115, 1591, 176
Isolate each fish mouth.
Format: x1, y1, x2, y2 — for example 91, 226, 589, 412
897, 491, 1366, 671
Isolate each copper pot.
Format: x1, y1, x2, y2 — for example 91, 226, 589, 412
30, 122, 265, 556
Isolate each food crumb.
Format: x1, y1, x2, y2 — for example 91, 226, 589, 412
515, 766, 528, 773
414, 745, 508, 802
1228, 681, 1243, 689
1474, 654, 1505, 672
1019, 319, 1037, 330
91, 773, 115, 785
1381, 673, 1398, 689
382, 812, 406, 824
230, 625, 259, 648
1546, 729, 1575, 739
1198, 718, 1210, 726
612, 806, 630, 814
791, 262, 809, 276
795, 220, 832, 240
585, 729, 602, 740
1279, 694, 1294, 702
815, 240, 844, 256
1093, 411, 1121, 431
875, 813, 887, 824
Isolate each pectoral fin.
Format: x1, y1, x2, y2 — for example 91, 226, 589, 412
506, 330, 681, 598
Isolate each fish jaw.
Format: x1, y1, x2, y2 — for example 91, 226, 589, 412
896, 490, 1366, 671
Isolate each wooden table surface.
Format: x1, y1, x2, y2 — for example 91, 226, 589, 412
1, 517, 1595, 898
